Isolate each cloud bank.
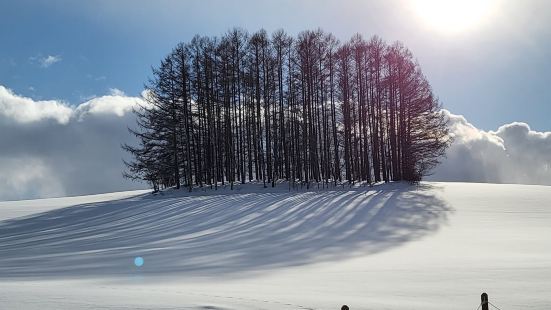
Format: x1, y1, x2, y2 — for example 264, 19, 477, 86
0, 85, 147, 201
0, 85, 550, 201
429, 110, 551, 185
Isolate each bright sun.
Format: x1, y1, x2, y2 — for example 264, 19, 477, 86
412, 0, 495, 34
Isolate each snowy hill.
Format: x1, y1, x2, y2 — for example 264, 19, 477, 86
0, 182, 550, 309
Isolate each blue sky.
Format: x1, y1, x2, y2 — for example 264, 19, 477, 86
1, 0, 550, 131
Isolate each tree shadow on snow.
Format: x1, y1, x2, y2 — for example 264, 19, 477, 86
0, 182, 453, 280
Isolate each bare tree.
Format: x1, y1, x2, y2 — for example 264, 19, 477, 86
124, 29, 451, 190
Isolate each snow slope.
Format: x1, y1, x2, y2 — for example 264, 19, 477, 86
0, 182, 550, 309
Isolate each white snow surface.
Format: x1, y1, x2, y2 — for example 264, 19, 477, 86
0, 182, 550, 309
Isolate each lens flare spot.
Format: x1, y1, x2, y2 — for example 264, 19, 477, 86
134, 256, 144, 267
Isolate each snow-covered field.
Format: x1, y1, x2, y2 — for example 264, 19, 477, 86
0, 182, 550, 309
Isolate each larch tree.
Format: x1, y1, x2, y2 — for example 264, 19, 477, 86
124, 28, 451, 190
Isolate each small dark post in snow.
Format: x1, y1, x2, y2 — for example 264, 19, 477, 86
481, 293, 489, 310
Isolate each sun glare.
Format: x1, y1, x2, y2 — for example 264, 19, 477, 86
412, 0, 495, 34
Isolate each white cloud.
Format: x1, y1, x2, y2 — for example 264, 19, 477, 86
0, 85, 147, 201
75, 94, 140, 118
108, 88, 125, 96
0, 86, 73, 124
429, 109, 551, 185
29, 54, 62, 68
0, 85, 141, 124
39, 55, 62, 68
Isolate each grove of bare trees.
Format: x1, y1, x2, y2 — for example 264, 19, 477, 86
123, 28, 450, 191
